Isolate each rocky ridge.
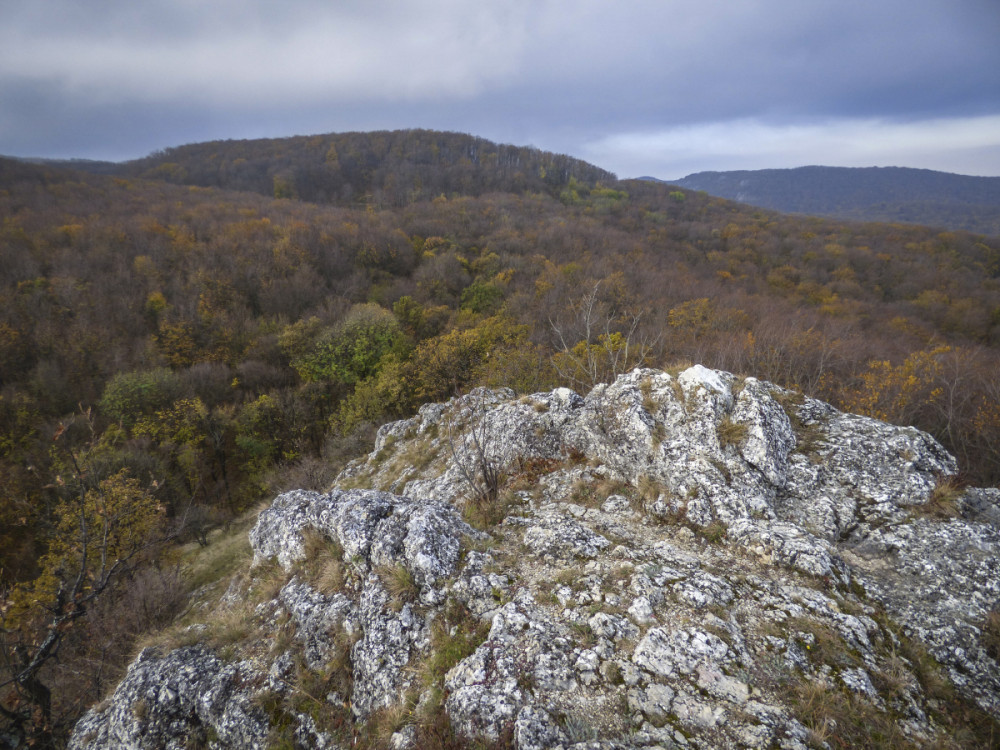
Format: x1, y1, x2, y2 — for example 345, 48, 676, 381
69, 366, 1000, 749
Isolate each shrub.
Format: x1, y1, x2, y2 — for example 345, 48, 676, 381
99, 368, 182, 428
292, 303, 406, 385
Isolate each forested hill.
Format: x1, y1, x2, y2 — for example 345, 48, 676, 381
105, 129, 616, 206
3, 134, 1000, 744
667, 166, 1000, 236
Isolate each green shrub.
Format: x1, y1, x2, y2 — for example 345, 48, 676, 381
99, 368, 182, 428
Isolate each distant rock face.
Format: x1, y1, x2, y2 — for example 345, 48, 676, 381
70, 367, 1000, 749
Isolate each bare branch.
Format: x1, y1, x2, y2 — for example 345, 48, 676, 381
446, 390, 510, 507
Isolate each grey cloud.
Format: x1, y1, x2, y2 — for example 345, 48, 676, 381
1, 0, 997, 174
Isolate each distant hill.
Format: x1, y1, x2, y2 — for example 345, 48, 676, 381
665, 166, 1000, 235
110, 129, 616, 207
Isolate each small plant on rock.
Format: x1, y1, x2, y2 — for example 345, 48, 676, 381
914, 476, 964, 519
379, 563, 419, 611
639, 376, 659, 415
559, 713, 598, 743
716, 415, 748, 449
418, 600, 490, 692
447, 392, 512, 524
696, 520, 729, 545
302, 529, 345, 595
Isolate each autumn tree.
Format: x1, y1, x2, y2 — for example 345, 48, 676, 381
1, 427, 165, 746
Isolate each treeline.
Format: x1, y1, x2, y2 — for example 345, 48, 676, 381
1, 137, 1000, 743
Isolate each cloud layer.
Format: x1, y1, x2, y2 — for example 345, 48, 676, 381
2, 0, 998, 176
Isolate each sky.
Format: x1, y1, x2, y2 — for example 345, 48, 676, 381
1, 0, 999, 179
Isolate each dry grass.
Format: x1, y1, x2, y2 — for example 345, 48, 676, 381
463, 489, 521, 530
869, 650, 915, 702
410, 707, 516, 750
790, 679, 911, 750
637, 474, 666, 504
707, 456, 733, 484
180, 511, 260, 592
639, 376, 659, 415
793, 423, 827, 459
378, 563, 419, 611
669, 378, 686, 409
357, 694, 420, 748
301, 528, 345, 595
259, 648, 356, 747
874, 617, 1000, 749
415, 599, 491, 694
554, 566, 583, 587
772, 390, 828, 458
348, 428, 443, 492
509, 456, 561, 487
651, 421, 666, 448
567, 475, 633, 509
568, 478, 602, 508
914, 477, 964, 519
716, 415, 749, 449
569, 620, 596, 647
787, 617, 862, 671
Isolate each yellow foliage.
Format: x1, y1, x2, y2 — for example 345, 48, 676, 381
155, 320, 199, 368
667, 298, 713, 331
405, 315, 530, 404
134, 397, 209, 447
7, 470, 162, 622
842, 346, 951, 424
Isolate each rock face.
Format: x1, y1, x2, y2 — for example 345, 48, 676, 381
70, 367, 1000, 749
69, 647, 270, 749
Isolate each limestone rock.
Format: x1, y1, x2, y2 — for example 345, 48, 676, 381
68, 647, 269, 750
72, 366, 1000, 749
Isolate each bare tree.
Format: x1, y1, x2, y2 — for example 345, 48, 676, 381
549, 280, 660, 389
446, 390, 512, 523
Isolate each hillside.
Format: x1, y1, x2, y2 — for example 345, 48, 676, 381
2, 133, 1000, 746
68, 370, 1000, 749
667, 167, 1000, 236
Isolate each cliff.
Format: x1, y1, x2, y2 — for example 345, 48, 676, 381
68, 367, 1000, 749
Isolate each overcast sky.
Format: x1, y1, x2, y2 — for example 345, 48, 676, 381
1, 0, 998, 179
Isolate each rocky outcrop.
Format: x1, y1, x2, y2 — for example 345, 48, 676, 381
70, 366, 1000, 749
69, 647, 270, 749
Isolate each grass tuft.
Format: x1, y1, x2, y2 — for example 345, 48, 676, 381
716, 415, 748, 449
301, 528, 345, 594
378, 562, 419, 611
695, 520, 728, 545
463, 490, 520, 530
914, 477, 964, 519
